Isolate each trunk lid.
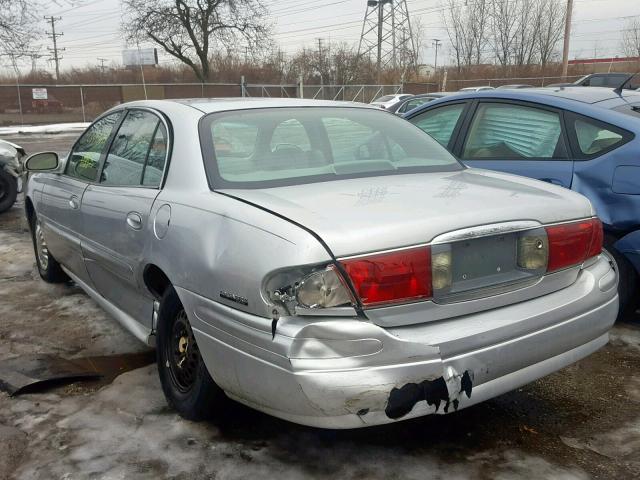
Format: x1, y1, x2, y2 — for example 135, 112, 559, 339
221, 169, 593, 258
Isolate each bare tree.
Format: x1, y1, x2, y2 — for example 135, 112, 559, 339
0, 0, 42, 57
511, 1, 536, 66
123, 0, 272, 82
622, 18, 640, 58
442, 0, 490, 70
535, 0, 565, 69
490, 0, 519, 66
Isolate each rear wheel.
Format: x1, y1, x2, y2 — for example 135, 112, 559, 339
157, 287, 225, 420
0, 170, 18, 213
30, 214, 69, 283
606, 247, 638, 321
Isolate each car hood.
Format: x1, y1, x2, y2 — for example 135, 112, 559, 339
220, 169, 594, 257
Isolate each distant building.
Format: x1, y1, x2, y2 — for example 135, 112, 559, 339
417, 64, 435, 77
569, 56, 640, 74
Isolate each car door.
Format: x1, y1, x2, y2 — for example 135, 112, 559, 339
455, 100, 574, 188
39, 112, 122, 285
80, 108, 169, 326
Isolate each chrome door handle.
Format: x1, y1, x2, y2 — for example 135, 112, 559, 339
126, 212, 143, 230
69, 195, 79, 209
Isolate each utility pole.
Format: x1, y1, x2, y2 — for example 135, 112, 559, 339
44, 16, 64, 81
377, 1, 384, 72
97, 57, 108, 75
561, 0, 574, 80
432, 39, 442, 91
317, 38, 324, 95
432, 39, 441, 72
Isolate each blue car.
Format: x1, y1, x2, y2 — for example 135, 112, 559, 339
405, 86, 640, 319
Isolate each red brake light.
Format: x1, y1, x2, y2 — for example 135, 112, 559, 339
341, 247, 432, 307
587, 218, 603, 259
545, 218, 602, 272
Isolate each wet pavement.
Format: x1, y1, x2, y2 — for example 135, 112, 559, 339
0, 134, 639, 479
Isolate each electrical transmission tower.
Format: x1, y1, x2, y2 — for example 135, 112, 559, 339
44, 16, 65, 81
357, 0, 416, 74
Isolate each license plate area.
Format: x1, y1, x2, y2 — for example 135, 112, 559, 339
432, 230, 545, 303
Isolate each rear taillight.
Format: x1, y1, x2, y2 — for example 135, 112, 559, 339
325, 218, 603, 310
545, 218, 602, 272
340, 247, 432, 307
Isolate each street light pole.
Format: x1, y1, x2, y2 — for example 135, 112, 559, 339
432, 38, 442, 89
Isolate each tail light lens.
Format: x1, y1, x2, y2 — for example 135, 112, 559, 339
546, 218, 602, 272
340, 247, 432, 307
295, 265, 355, 308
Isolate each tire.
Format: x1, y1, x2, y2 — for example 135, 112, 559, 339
29, 213, 69, 283
0, 169, 18, 214
157, 287, 225, 421
606, 247, 639, 321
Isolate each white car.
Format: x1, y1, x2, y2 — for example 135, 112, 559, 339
459, 86, 495, 92
370, 94, 412, 109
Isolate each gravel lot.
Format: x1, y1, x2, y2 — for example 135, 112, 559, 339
0, 133, 639, 480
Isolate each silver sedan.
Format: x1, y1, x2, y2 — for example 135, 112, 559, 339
23, 98, 618, 428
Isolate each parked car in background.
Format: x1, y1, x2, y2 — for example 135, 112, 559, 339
405, 86, 640, 319
24, 98, 616, 428
25, 95, 64, 114
387, 92, 456, 115
496, 84, 534, 89
460, 86, 495, 92
0, 139, 25, 213
370, 93, 412, 109
548, 73, 639, 90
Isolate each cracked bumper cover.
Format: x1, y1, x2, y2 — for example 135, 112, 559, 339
178, 255, 618, 429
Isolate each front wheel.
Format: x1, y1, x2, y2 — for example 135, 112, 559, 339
156, 287, 225, 420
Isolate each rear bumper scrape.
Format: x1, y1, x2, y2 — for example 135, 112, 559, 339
386, 368, 473, 419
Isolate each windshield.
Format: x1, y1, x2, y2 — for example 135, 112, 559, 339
199, 107, 463, 189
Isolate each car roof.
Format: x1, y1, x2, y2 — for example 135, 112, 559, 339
422, 86, 640, 106
124, 97, 376, 114
406, 86, 640, 133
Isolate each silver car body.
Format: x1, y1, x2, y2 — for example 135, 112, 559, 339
25, 98, 618, 428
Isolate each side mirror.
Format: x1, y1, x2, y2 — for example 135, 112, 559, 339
25, 152, 59, 171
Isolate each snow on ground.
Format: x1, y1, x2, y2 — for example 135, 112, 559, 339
0, 123, 90, 136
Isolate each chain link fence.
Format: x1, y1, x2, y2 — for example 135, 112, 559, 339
0, 75, 591, 126
0, 82, 407, 126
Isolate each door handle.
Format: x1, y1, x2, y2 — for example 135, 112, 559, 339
126, 212, 143, 230
69, 195, 79, 209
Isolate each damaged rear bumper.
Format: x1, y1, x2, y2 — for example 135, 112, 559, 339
179, 254, 618, 429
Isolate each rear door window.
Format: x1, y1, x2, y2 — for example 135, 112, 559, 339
101, 110, 161, 186
409, 104, 466, 147
462, 103, 567, 159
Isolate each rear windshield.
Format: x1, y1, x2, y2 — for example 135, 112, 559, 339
373, 95, 395, 102
199, 107, 462, 189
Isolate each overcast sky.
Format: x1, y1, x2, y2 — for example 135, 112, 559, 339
10, 0, 639, 75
